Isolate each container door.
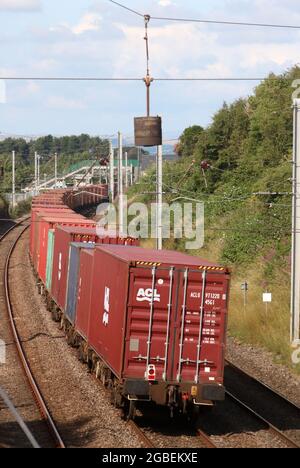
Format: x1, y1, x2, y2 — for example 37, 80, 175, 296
172, 269, 230, 384
46, 230, 55, 290
124, 266, 177, 381
65, 245, 80, 323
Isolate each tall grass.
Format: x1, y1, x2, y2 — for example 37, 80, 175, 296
229, 267, 300, 374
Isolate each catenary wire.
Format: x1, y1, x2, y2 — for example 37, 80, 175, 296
105, 0, 300, 30
0, 76, 295, 82
107, 0, 143, 17
151, 15, 300, 30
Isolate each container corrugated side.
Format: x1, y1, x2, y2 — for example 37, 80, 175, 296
87, 245, 230, 385
75, 249, 94, 339
65, 243, 95, 324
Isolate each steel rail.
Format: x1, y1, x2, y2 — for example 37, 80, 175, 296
127, 421, 156, 448
2, 219, 66, 448
226, 391, 299, 448
0, 217, 30, 242
225, 359, 300, 412
196, 428, 218, 448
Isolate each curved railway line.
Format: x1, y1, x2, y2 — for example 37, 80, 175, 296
224, 360, 300, 448
128, 418, 218, 449
1, 216, 299, 449
0, 218, 65, 448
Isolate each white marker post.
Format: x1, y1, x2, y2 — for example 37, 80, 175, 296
263, 292, 272, 315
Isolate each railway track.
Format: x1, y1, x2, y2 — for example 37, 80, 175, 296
225, 391, 299, 448
3, 216, 295, 449
124, 402, 218, 449
127, 421, 156, 448
129, 418, 218, 449
224, 360, 300, 448
0, 218, 65, 448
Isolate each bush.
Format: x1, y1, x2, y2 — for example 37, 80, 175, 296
10, 199, 32, 218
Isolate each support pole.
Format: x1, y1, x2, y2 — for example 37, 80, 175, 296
138, 146, 141, 179
109, 141, 114, 201
34, 151, 38, 195
291, 99, 300, 345
37, 154, 40, 193
12, 151, 16, 209
157, 145, 163, 250
118, 132, 124, 235
125, 151, 128, 189
130, 163, 133, 186
54, 152, 58, 188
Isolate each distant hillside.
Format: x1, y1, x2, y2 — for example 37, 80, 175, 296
128, 66, 300, 373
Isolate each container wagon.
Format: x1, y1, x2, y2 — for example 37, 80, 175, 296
51, 228, 139, 313
69, 245, 230, 420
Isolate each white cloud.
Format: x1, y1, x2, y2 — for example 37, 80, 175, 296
114, 21, 300, 78
71, 13, 102, 35
48, 13, 103, 37
0, 0, 41, 11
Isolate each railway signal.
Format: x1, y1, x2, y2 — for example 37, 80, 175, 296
133, 16, 163, 249
134, 16, 162, 148
241, 281, 248, 314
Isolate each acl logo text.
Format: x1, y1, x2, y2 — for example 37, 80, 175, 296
136, 288, 161, 303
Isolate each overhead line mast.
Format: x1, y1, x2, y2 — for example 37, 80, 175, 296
291, 100, 300, 345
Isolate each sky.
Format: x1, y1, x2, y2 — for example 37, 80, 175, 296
0, 0, 300, 139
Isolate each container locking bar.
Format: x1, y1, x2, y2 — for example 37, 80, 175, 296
177, 268, 189, 382
162, 267, 174, 381
195, 270, 207, 384
145, 267, 157, 378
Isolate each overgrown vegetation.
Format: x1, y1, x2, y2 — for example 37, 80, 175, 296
128, 66, 300, 373
0, 135, 110, 193
0, 195, 8, 218
10, 199, 32, 219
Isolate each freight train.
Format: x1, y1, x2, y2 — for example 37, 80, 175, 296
30, 186, 231, 420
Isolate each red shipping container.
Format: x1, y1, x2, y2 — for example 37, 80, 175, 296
36, 216, 96, 284
75, 249, 94, 339
33, 212, 83, 270
84, 246, 230, 406
53, 226, 139, 246
30, 208, 73, 256
51, 225, 138, 311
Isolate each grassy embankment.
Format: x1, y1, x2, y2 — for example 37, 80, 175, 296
126, 67, 300, 373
